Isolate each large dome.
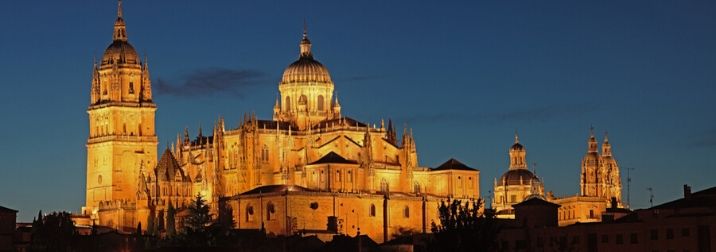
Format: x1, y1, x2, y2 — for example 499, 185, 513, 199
280, 32, 332, 85
281, 57, 332, 85
101, 40, 140, 66
499, 169, 540, 186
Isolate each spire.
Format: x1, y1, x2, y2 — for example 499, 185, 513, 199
588, 126, 598, 153
117, 0, 123, 18
113, 0, 128, 42
514, 131, 520, 144
299, 20, 312, 58
602, 131, 612, 157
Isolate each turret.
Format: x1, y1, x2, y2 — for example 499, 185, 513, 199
508, 133, 527, 170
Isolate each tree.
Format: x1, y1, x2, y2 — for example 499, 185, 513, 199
166, 201, 176, 237
429, 198, 500, 252
147, 207, 156, 236
181, 194, 214, 247
31, 211, 77, 252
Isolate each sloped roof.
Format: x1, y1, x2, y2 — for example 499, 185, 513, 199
513, 197, 560, 208
240, 185, 314, 196
312, 117, 368, 130
0, 205, 18, 213
432, 158, 476, 171
155, 149, 190, 182
651, 186, 716, 210
309, 152, 358, 165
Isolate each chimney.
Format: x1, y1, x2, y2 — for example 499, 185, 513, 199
683, 184, 692, 198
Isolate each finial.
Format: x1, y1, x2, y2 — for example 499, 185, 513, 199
604, 131, 609, 142
299, 20, 312, 58
118, 0, 123, 18
303, 18, 308, 39
514, 130, 519, 143
589, 125, 595, 137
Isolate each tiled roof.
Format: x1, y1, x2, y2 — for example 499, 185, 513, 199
312, 117, 368, 130
309, 152, 358, 165
513, 197, 560, 208
155, 149, 190, 182
432, 158, 475, 171
240, 185, 314, 196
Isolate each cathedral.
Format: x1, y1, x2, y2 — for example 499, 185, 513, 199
492, 130, 623, 226
81, 1, 479, 243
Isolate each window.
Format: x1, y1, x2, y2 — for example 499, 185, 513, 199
347, 170, 352, 183
630, 233, 638, 244
317, 95, 324, 111
261, 145, 269, 163
650, 229, 658, 240
246, 205, 254, 222
369, 204, 376, 217
336, 170, 342, 182
285, 96, 291, 111
510, 195, 517, 203
666, 228, 674, 239
267, 202, 276, 221
129, 82, 134, 94
589, 210, 595, 218
616, 234, 623, 244
299, 95, 307, 105
98, 175, 102, 184
403, 206, 410, 218
380, 179, 389, 192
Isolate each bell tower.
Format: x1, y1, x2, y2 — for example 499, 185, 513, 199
84, 0, 157, 219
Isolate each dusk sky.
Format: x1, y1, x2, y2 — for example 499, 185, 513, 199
1, 0, 715, 222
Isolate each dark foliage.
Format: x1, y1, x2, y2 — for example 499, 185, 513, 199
30, 211, 78, 252
429, 198, 500, 252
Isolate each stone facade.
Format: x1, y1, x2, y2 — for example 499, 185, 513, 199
83, 1, 480, 239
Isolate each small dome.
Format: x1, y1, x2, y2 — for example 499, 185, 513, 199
280, 57, 332, 85
511, 142, 524, 151
499, 169, 540, 186
101, 40, 140, 66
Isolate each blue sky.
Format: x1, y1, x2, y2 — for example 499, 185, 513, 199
1, 0, 715, 221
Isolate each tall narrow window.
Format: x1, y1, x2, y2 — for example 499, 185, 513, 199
129, 82, 135, 94
267, 202, 276, 221
369, 204, 376, 217
285, 96, 291, 111
404, 206, 410, 218
299, 95, 307, 105
317, 95, 325, 111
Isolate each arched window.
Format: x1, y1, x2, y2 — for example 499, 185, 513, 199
317, 95, 325, 111
129, 82, 134, 94
267, 202, 276, 221
261, 145, 269, 163
285, 96, 291, 111
369, 204, 376, 217
298, 95, 308, 107
380, 178, 389, 192
246, 205, 254, 222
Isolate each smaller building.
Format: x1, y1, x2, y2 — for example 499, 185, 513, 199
0, 206, 17, 252
492, 134, 544, 218
496, 184, 716, 252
